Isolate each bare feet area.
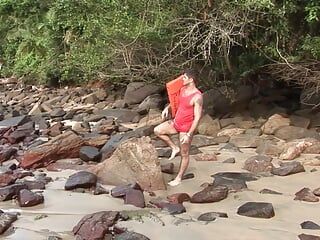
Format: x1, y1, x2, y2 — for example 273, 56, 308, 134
0, 83, 320, 240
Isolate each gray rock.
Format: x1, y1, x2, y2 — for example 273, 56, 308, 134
259, 189, 282, 195
219, 143, 242, 152
79, 146, 101, 162
115, 231, 150, 240
197, 212, 228, 222
124, 189, 145, 208
229, 134, 261, 148
191, 186, 228, 203
0, 115, 29, 128
294, 188, 319, 202
237, 202, 275, 218
223, 158, 235, 163
0, 212, 18, 234
298, 234, 320, 240
301, 221, 320, 230
272, 161, 305, 176
17, 189, 44, 207
65, 171, 97, 190
275, 126, 320, 141
124, 82, 162, 105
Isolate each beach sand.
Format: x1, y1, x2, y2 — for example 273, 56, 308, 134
1, 145, 320, 240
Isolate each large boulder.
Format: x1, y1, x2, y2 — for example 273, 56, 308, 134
91, 137, 166, 191
197, 114, 220, 136
261, 114, 290, 135
21, 131, 85, 169
274, 126, 320, 141
124, 82, 162, 105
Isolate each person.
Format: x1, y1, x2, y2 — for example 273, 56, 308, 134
154, 69, 203, 186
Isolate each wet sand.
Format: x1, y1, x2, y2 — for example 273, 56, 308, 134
2, 145, 320, 240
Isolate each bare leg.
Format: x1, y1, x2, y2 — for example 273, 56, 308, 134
168, 132, 191, 186
154, 120, 180, 160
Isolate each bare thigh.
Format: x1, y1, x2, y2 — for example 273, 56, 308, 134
179, 132, 191, 154
154, 120, 178, 135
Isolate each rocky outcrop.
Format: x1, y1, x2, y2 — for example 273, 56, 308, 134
91, 137, 166, 191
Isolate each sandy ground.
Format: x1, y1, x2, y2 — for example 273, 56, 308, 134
1, 145, 320, 240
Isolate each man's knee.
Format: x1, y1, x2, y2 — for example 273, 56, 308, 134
154, 125, 161, 136
180, 147, 189, 157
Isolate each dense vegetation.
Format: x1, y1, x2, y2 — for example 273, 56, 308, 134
0, 0, 319, 89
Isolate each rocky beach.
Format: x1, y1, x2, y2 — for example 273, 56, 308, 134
0, 78, 320, 240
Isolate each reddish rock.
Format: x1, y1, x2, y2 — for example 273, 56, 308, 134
17, 189, 44, 207
167, 193, 191, 204
73, 211, 120, 239
237, 202, 275, 219
0, 173, 17, 187
124, 189, 145, 208
21, 131, 85, 169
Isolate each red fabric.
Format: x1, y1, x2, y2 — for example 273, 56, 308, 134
166, 75, 184, 118
173, 87, 202, 132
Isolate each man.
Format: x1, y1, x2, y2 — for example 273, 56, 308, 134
154, 69, 203, 186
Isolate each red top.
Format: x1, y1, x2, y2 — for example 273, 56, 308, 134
173, 87, 202, 132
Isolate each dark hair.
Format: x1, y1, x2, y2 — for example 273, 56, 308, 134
184, 69, 198, 82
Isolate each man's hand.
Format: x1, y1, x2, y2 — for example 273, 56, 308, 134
161, 106, 170, 120
180, 134, 191, 144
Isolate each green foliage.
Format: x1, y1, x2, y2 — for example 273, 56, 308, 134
0, 0, 319, 85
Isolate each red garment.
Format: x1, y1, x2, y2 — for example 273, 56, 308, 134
173, 87, 202, 132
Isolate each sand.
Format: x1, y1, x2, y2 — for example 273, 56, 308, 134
1, 145, 320, 240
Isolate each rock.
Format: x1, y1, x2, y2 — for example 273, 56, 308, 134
301, 221, 320, 230
290, 115, 310, 128
19, 180, 46, 190
182, 173, 195, 180
124, 82, 162, 105
211, 172, 258, 192
156, 202, 186, 215
124, 189, 145, 208
229, 134, 261, 148
167, 193, 191, 204
217, 128, 245, 137
79, 146, 101, 162
304, 141, 320, 154
0, 173, 16, 187
294, 188, 319, 202
314, 188, 320, 196
46, 122, 63, 137
0, 212, 18, 234
46, 158, 86, 172
192, 135, 219, 147
197, 115, 221, 136
0, 147, 17, 163
21, 131, 85, 169
0, 183, 28, 201
96, 109, 139, 123
190, 186, 228, 203
93, 185, 109, 195
115, 231, 150, 240
100, 126, 154, 159
111, 183, 142, 198
213, 135, 230, 143
197, 212, 228, 222
261, 114, 290, 134
272, 161, 305, 176
280, 139, 314, 160
17, 189, 44, 207
237, 202, 275, 219
50, 108, 66, 118
138, 94, 164, 112
113, 99, 127, 108
0, 115, 29, 129
274, 126, 320, 141
161, 163, 174, 174
73, 211, 120, 239
259, 189, 282, 195
298, 234, 320, 240
223, 158, 235, 163
245, 128, 262, 136
194, 153, 217, 161
219, 143, 242, 152
243, 155, 273, 173
256, 141, 283, 157
65, 171, 97, 190
92, 137, 165, 191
